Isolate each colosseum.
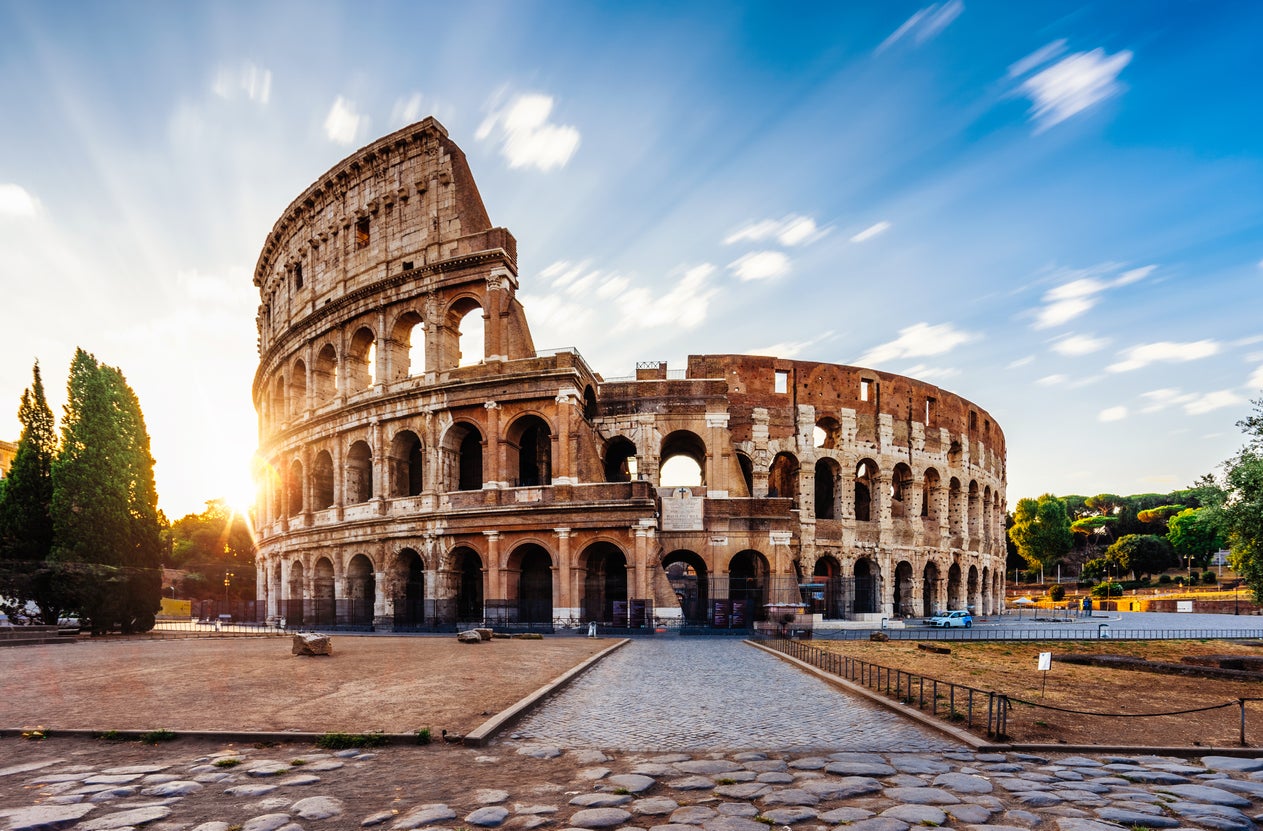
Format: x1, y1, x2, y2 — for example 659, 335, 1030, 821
251, 117, 1007, 632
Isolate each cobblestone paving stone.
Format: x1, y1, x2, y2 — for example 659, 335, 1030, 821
509, 640, 959, 752
3, 743, 1262, 831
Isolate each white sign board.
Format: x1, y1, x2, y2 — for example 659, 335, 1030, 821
1037, 652, 1052, 672
660, 490, 704, 531
1177, 600, 1194, 613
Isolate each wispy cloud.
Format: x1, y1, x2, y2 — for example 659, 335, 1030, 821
729, 251, 791, 282
1051, 333, 1110, 356
1007, 355, 1035, 369
744, 331, 836, 359
850, 221, 891, 243
1249, 365, 1263, 390
1099, 406, 1127, 422
0, 183, 39, 218
877, 0, 964, 53
528, 261, 718, 338
324, 96, 365, 145
1037, 374, 1067, 386
1142, 387, 1245, 415
724, 215, 824, 247
1013, 45, 1133, 132
390, 93, 424, 126
1031, 264, 1154, 329
855, 322, 978, 367
476, 92, 580, 171
900, 364, 961, 382
212, 61, 271, 104
1108, 340, 1220, 373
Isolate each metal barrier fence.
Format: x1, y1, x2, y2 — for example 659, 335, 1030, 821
810, 626, 1263, 642
758, 636, 1009, 739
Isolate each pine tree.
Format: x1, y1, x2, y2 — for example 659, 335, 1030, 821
0, 362, 58, 621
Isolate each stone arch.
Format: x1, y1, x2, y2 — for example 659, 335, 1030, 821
922, 561, 941, 616
968, 480, 981, 541
289, 358, 307, 416
983, 485, 993, 547
446, 296, 484, 368
947, 561, 963, 611
312, 450, 334, 510
663, 550, 708, 624
346, 553, 375, 625
603, 436, 637, 483
389, 430, 424, 497
286, 458, 304, 516
768, 452, 799, 503
736, 451, 754, 496
580, 541, 628, 624
313, 343, 338, 404
922, 467, 941, 523
583, 385, 598, 420
814, 415, 840, 449
346, 440, 373, 503
948, 477, 963, 539
853, 557, 880, 614
286, 560, 306, 626
391, 310, 425, 379
506, 413, 552, 487
981, 565, 992, 615
855, 459, 879, 522
889, 462, 914, 520
814, 457, 840, 519
967, 563, 980, 612
507, 543, 553, 624
812, 554, 843, 619
347, 326, 376, 391
390, 547, 426, 626
728, 550, 769, 624
449, 546, 484, 624
440, 422, 483, 491
660, 430, 706, 487
894, 560, 915, 617
313, 556, 336, 625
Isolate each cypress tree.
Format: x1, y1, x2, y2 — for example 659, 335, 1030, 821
0, 362, 58, 621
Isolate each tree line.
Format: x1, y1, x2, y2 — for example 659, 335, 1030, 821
1008, 397, 1263, 603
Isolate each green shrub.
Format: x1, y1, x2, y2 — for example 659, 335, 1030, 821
140, 729, 177, 744
1201, 571, 1217, 584
1048, 585, 1066, 602
1188, 572, 1200, 585
1090, 582, 1122, 599
1158, 574, 1171, 584
415, 728, 432, 746
315, 732, 388, 750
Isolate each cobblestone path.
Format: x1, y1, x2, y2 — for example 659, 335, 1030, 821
508, 639, 961, 752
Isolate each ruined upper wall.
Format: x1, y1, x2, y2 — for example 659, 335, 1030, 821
253, 118, 517, 352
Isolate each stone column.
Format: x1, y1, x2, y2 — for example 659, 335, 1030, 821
705, 411, 730, 497
553, 389, 579, 485
484, 531, 502, 603
555, 528, 574, 618
484, 401, 503, 488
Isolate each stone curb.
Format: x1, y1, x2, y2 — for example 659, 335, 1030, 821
463, 637, 630, 746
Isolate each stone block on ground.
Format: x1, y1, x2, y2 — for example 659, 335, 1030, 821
291, 633, 332, 656
458, 630, 483, 643
475, 627, 494, 640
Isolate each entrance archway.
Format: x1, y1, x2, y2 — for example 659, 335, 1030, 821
512, 544, 553, 625
313, 557, 335, 625
346, 554, 375, 626
392, 548, 425, 627
812, 555, 843, 619
449, 547, 483, 624
727, 550, 768, 625
581, 542, 628, 624
922, 562, 941, 616
663, 550, 708, 624
894, 560, 914, 617
853, 558, 879, 614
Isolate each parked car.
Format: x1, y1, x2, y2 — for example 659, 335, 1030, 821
928, 610, 973, 628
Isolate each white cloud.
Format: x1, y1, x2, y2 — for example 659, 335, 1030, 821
1141, 388, 1192, 413
729, 250, 791, 282
1051, 333, 1110, 356
1007, 355, 1035, 369
390, 92, 425, 126
855, 322, 978, 366
1115, 265, 1155, 286
877, 0, 964, 53
1031, 266, 1152, 330
1008, 39, 1067, 78
1017, 47, 1133, 132
745, 330, 836, 359
1037, 374, 1067, 386
1034, 296, 1095, 329
850, 221, 891, 243
324, 96, 365, 145
212, 61, 271, 104
1186, 390, 1245, 415
476, 93, 580, 171
724, 214, 824, 247
0, 183, 39, 218
1107, 340, 1220, 373
614, 264, 718, 332
1099, 406, 1127, 422
1249, 365, 1263, 390
899, 364, 960, 382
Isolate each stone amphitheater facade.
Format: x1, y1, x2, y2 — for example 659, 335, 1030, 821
251, 117, 1007, 631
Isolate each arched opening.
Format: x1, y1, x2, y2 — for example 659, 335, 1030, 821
390, 430, 424, 497
456, 303, 484, 367
922, 561, 941, 616
983, 486, 993, 547
736, 452, 755, 496
312, 557, 335, 626
286, 560, 305, 626
583, 386, 598, 420
768, 452, 799, 503
507, 414, 552, 487
968, 480, 981, 540
391, 548, 426, 627
948, 477, 963, 538
811, 555, 843, 619
814, 458, 839, 519
854, 558, 880, 614
981, 565, 992, 615
511, 544, 553, 625
346, 554, 375, 626
948, 440, 963, 465
727, 550, 768, 626
451, 547, 484, 624
286, 458, 304, 516
662, 550, 708, 625
855, 459, 878, 521
289, 359, 307, 417
312, 450, 334, 510
313, 343, 338, 404
967, 564, 980, 613
580, 542, 628, 625
922, 467, 941, 523
660, 430, 706, 487
947, 562, 963, 611
894, 560, 915, 617
604, 436, 637, 483
441, 423, 483, 491
890, 463, 914, 520
392, 311, 425, 379
814, 416, 840, 449
348, 327, 376, 391
346, 440, 373, 503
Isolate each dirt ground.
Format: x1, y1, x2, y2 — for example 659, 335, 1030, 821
816, 638, 1263, 747
0, 634, 608, 735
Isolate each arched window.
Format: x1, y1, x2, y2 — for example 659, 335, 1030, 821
603, 436, 637, 483
314, 344, 338, 404
390, 431, 424, 497
583, 386, 598, 420
660, 430, 706, 487
814, 458, 839, 519
391, 311, 425, 380
814, 416, 840, 449
507, 415, 552, 487
441, 423, 483, 491
289, 359, 307, 417
736, 452, 754, 496
346, 440, 373, 503
855, 459, 878, 521
922, 467, 941, 522
312, 450, 334, 509
287, 459, 304, 516
768, 452, 799, 503
457, 305, 484, 367
348, 327, 376, 391
890, 463, 913, 520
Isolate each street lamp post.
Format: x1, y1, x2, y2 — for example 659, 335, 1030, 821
223, 571, 235, 611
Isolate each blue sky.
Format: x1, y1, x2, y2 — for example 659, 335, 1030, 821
1, 1, 1260, 519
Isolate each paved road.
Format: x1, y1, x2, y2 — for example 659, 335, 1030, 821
508, 639, 961, 753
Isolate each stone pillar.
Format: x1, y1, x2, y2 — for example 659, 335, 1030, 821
484, 531, 502, 603
634, 523, 655, 601
705, 411, 730, 497
484, 401, 503, 488
751, 409, 770, 497
485, 267, 513, 361
553, 389, 579, 485
375, 308, 388, 390
555, 528, 574, 618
